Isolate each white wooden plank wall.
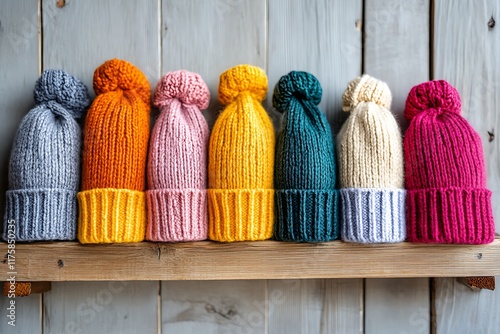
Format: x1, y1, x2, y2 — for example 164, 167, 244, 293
268, 279, 363, 334
363, 1, 431, 333
0, 1, 42, 333
0, 0, 499, 333
267, 0, 363, 131
43, 281, 159, 334
433, 1, 500, 333
162, 280, 266, 333
162, 0, 267, 127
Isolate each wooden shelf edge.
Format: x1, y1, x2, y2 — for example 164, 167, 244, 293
1, 238, 499, 281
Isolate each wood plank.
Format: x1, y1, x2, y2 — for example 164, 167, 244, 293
0, 0, 40, 226
434, 278, 500, 333
267, 0, 362, 131
0, 294, 41, 334
161, 3, 268, 333
365, 279, 430, 334
0, 1, 42, 332
433, 1, 500, 332
364, 0, 430, 127
42, 0, 160, 95
42, 281, 158, 334
268, 279, 363, 334
363, 2, 431, 333
433, 0, 500, 232
162, 280, 266, 333
266, 2, 363, 332
41, 2, 161, 333
162, 0, 267, 127
1, 239, 499, 281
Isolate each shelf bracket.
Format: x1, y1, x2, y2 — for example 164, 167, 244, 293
3, 281, 52, 297
458, 277, 495, 291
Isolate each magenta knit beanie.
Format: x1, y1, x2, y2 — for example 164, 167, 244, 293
404, 80, 495, 244
146, 70, 210, 242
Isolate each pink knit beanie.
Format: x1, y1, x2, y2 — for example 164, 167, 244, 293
404, 80, 495, 244
146, 70, 210, 242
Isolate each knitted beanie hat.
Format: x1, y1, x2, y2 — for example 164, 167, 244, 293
273, 71, 339, 242
404, 80, 495, 244
3, 70, 90, 241
78, 59, 150, 243
338, 75, 406, 243
146, 70, 210, 242
208, 64, 275, 242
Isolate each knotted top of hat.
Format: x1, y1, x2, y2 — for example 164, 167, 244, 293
34, 69, 90, 118
154, 70, 210, 110
342, 75, 392, 112
218, 64, 267, 105
404, 80, 461, 121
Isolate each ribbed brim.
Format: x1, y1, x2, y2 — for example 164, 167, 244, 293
340, 188, 406, 243
3, 189, 77, 241
77, 188, 146, 243
274, 189, 339, 242
208, 189, 274, 242
407, 187, 495, 244
146, 189, 207, 242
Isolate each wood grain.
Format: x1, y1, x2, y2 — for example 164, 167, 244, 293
42, 281, 158, 334
434, 278, 500, 333
365, 279, 430, 334
433, 0, 500, 232
267, 0, 362, 131
42, 0, 160, 96
39, 2, 161, 333
0, 294, 41, 334
268, 279, 363, 334
160, 3, 268, 333
0, 1, 41, 332
266, 2, 363, 332
0, 239, 499, 281
162, 280, 266, 333
433, 1, 500, 332
162, 0, 267, 127
363, 1, 431, 333
0, 0, 40, 225
364, 0, 430, 128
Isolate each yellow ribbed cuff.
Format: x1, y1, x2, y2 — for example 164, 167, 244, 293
77, 188, 146, 243
208, 189, 274, 242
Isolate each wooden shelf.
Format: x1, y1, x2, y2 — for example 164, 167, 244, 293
1, 238, 500, 281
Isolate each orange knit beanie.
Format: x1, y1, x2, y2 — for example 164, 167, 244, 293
78, 59, 150, 243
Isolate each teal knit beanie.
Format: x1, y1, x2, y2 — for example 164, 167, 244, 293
273, 71, 339, 242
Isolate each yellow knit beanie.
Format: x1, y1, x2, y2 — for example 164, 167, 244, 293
208, 65, 275, 242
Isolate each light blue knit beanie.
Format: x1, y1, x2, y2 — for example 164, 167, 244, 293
3, 70, 90, 241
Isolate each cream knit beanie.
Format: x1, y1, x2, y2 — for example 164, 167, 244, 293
338, 75, 406, 243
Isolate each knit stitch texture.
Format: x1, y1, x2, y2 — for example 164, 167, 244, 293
404, 80, 495, 244
146, 70, 210, 242
273, 71, 339, 242
338, 75, 406, 243
78, 59, 150, 243
208, 64, 275, 242
3, 70, 90, 241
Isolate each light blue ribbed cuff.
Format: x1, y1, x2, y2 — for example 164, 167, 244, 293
340, 188, 406, 243
3, 189, 77, 241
